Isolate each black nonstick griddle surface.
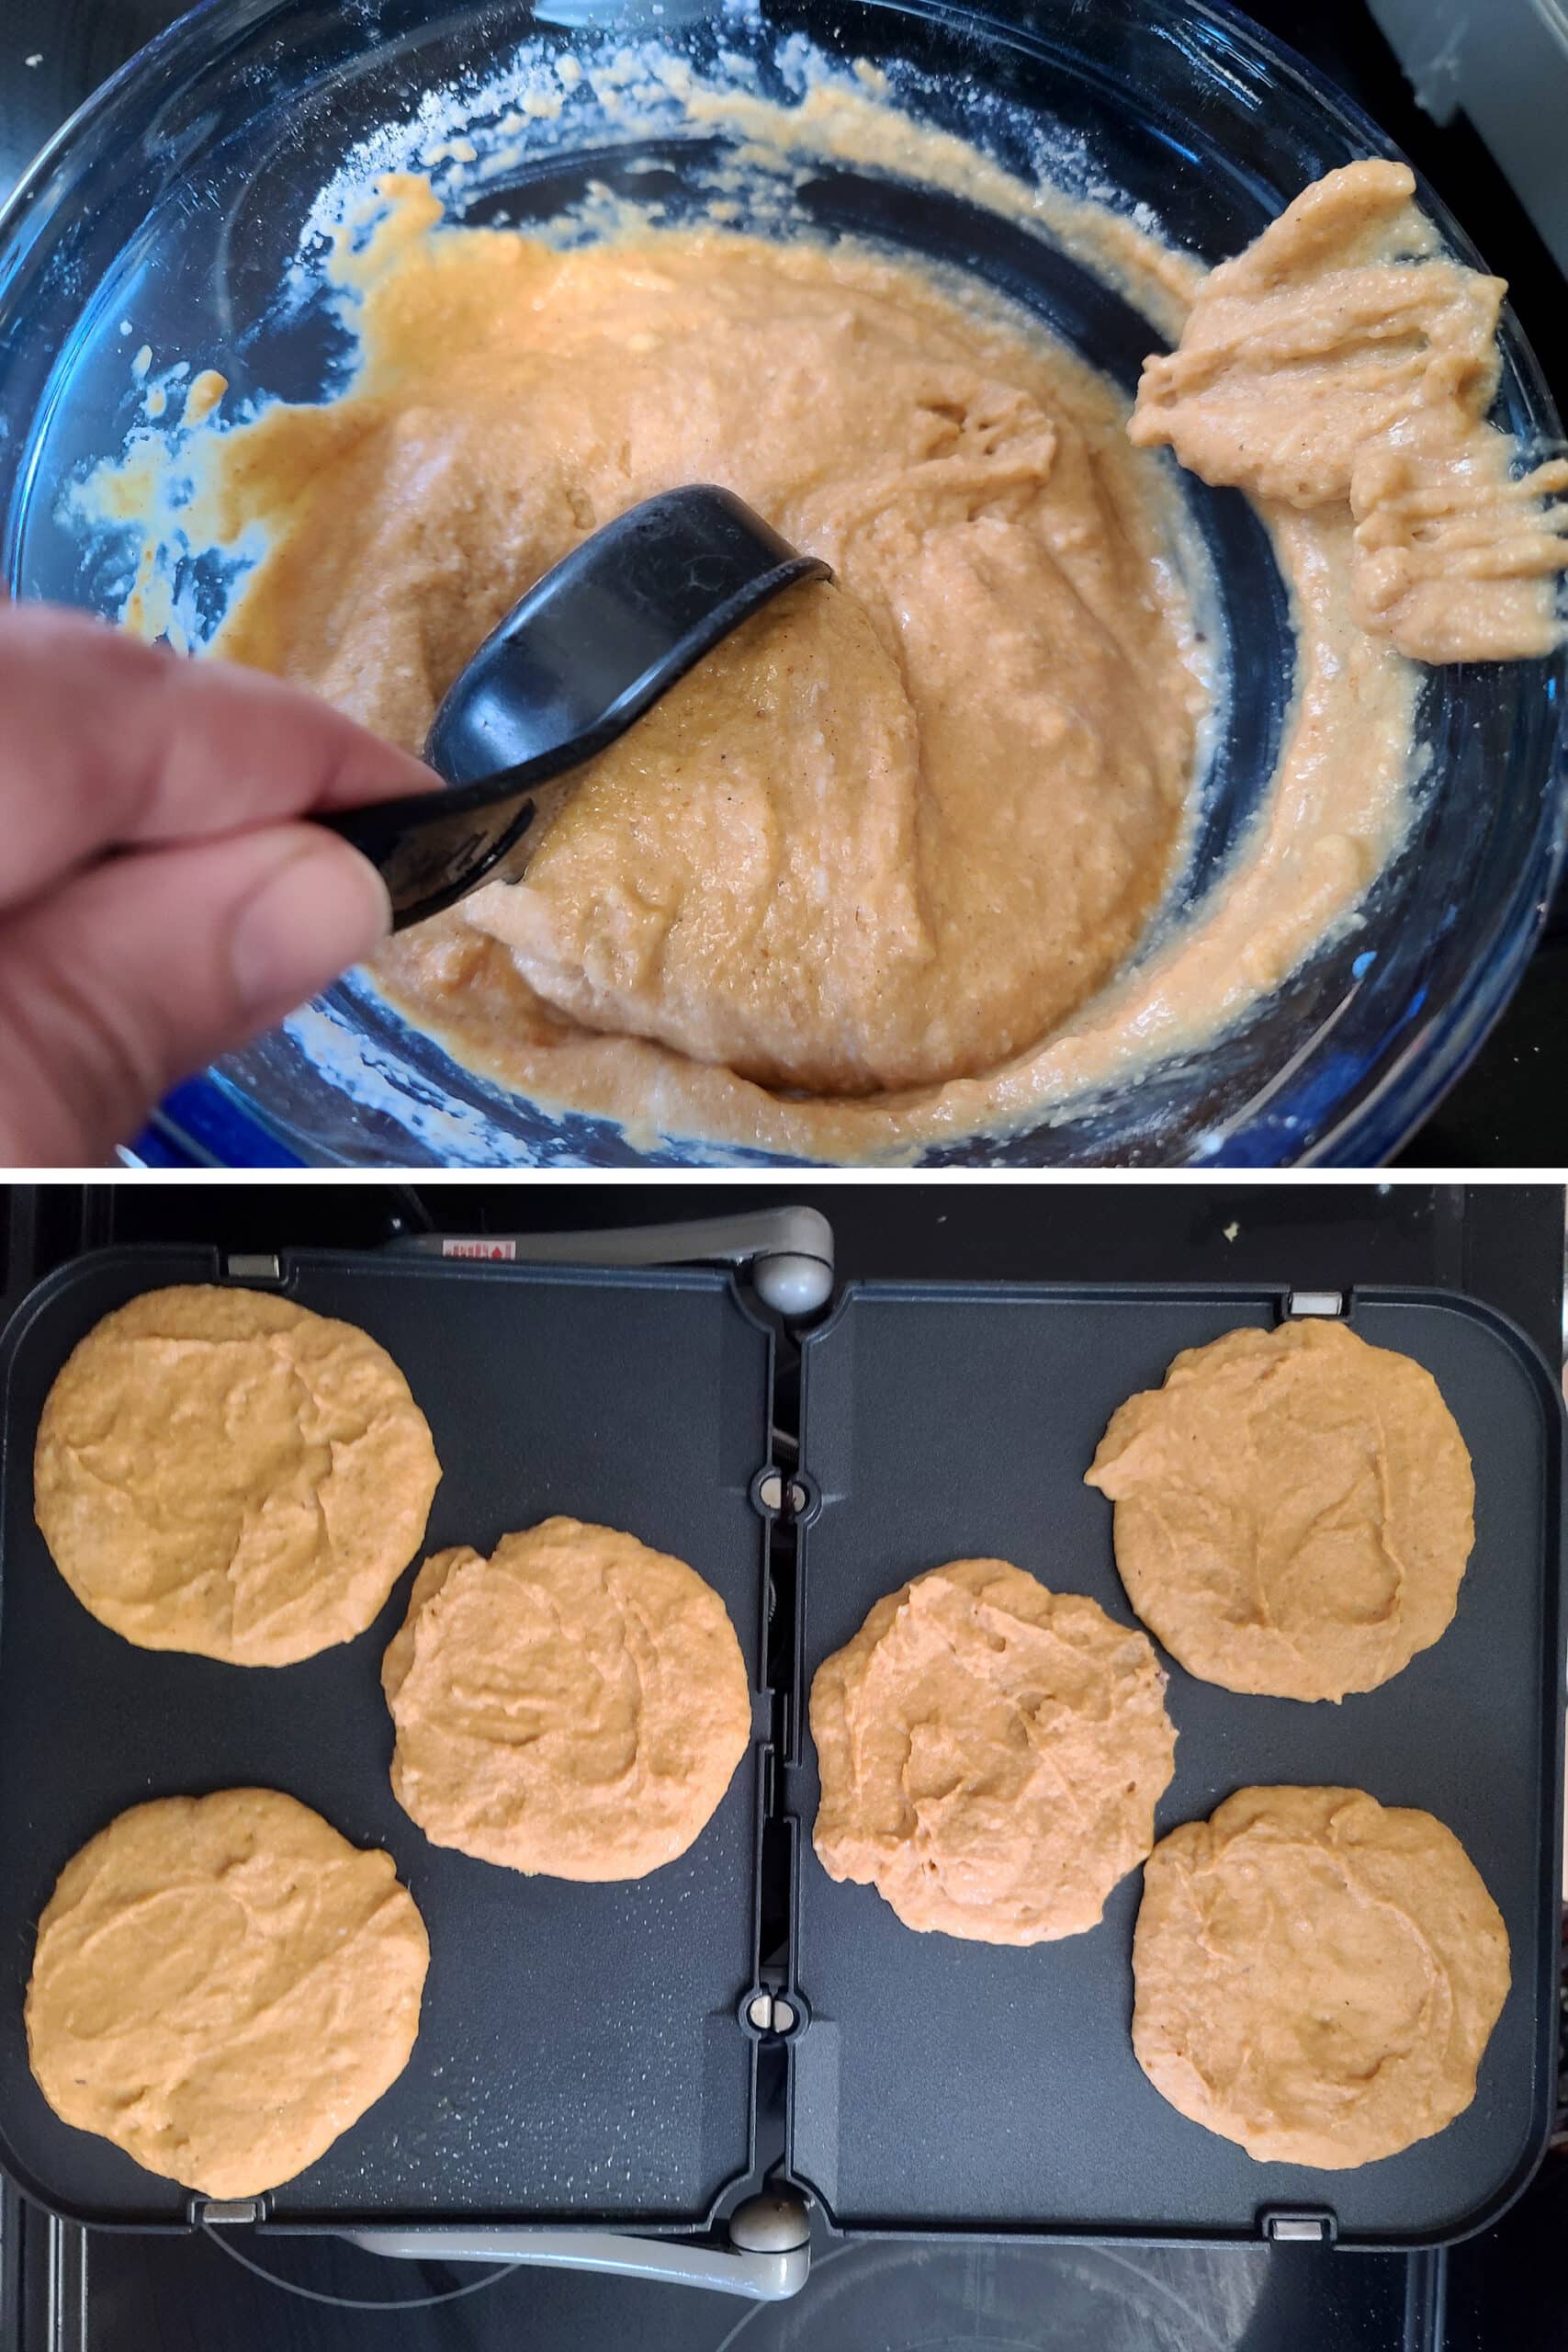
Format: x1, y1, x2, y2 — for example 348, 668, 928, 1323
787, 1283, 1566, 2247
0, 1247, 774, 2230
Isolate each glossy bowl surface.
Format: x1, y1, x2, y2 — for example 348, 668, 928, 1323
1, 0, 1562, 1165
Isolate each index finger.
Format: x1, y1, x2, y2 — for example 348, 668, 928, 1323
0, 603, 438, 913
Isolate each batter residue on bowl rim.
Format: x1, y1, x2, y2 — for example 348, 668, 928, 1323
97, 59, 1517, 1163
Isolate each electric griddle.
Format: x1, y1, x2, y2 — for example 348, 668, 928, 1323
0, 1212, 1560, 2304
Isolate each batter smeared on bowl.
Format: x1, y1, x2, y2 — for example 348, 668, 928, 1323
1131, 160, 1568, 663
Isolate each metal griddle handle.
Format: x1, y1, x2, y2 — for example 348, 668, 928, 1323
388, 1205, 835, 1317
342, 2191, 812, 2301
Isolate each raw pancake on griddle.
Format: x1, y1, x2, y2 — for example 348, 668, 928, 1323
382, 1517, 752, 1878
1086, 1318, 1473, 1700
34, 1284, 441, 1666
1132, 1785, 1509, 2166
26, 1788, 429, 2198
810, 1557, 1176, 1943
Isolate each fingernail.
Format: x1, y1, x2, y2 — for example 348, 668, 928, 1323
230, 832, 392, 1013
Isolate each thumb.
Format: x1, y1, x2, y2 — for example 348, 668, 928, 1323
0, 824, 390, 1166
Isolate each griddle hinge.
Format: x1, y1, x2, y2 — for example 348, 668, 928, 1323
753, 1468, 811, 1521
1261, 2209, 1337, 2244
742, 1986, 805, 2038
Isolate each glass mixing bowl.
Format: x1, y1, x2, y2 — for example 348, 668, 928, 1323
1, 0, 1562, 1166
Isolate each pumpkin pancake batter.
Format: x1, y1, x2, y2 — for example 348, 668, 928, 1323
1086, 1320, 1473, 1702
25, 1789, 429, 2199
381, 1519, 752, 1878
1130, 160, 1568, 663
1132, 1785, 1510, 2167
204, 206, 1201, 1102
810, 1559, 1176, 1944
34, 1285, 441, 1667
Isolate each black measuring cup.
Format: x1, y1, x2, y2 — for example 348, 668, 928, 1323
321, 484, 831, 930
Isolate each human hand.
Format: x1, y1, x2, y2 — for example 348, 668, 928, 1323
0, 604, 438, 1167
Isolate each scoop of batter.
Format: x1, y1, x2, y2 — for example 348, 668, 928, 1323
34, 1285, 442, 1667
26, 1789, 429, 2199
1085, 1319, 1473, 1702
466, 581, 939, 1093
381, 1518, 752, 1878
1132, 1786, 1510, 2167
1130, 160, 1568, 662
809, 1559, 1176, 1944
205, 204, 1200, 1100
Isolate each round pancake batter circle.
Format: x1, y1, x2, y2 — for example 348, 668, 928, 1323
1132, 1785, 1510, 2167
381, 1518, 753, 1879
25, 1789, 429, 2199
34, 1284, 442, 1667
1085, 1319, 1473, 1702
809, 1558, 1176, 1944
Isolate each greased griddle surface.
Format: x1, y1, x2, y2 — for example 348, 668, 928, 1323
790, 1283, 1565, 2245
0, 1248, 773, 2228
